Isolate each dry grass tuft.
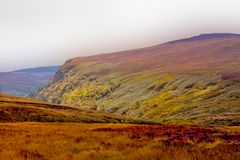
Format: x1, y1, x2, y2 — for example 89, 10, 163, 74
0, 123, 239, 160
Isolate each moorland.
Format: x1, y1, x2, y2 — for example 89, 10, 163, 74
0, 33, 240, 160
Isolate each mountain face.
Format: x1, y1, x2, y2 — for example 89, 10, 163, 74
0, 66, 59, 96
33, 34, 240, 125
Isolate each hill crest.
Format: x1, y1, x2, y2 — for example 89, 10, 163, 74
165, 33, 240, 44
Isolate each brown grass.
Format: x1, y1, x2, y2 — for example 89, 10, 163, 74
0, 94, 146, 124
0, 123, 239, 160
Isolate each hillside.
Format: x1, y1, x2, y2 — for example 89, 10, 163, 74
0, 66, 59, 96
33, 33, 240, 126
0, 94, 143, 123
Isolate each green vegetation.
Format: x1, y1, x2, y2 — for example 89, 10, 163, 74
33, 70, 240, 126
1, 34, 240, 160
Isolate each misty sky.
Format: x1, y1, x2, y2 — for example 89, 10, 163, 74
1, 0, 240, 71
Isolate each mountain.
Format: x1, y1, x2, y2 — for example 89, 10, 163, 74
0, 93, 143, 123
0, 66, 59, 96
14, 66, 59, 73
33, 33, 240, 126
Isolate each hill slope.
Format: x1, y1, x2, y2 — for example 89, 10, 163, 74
33, 33, 240, 126
0, 66, 59, 96
0, 94, 143, 123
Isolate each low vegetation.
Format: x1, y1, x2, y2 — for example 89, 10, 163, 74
33, 71, 240, 126
1, 34, 239, 159
0, 123, 239, 160
0, 94, 145, 124
1, 94, 239, 159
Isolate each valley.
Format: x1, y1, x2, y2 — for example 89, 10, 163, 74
1, 0, 240, 159
1, 33, 239, 160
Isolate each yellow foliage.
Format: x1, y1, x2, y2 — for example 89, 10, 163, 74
154, 74, 175, 84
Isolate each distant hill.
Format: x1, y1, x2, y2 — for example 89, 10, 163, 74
33, 33, 240, 126
0, 66, 59, 96
0, 93, 143, 123
14, 66, 59, 73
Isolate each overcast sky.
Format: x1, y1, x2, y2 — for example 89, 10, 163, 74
1, 0, 240, 71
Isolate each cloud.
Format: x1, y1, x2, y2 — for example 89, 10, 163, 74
0, 0, 240, 71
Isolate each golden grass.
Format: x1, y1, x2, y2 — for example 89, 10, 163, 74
0, 123, 239, 160
0, 94, 146, 124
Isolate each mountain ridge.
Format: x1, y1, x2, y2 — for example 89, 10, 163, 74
33, 34, 240, 126
165, 33, 240, 44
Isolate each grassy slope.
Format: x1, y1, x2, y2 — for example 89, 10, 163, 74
33, 34, 240, 126
0, 94, 145, 123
